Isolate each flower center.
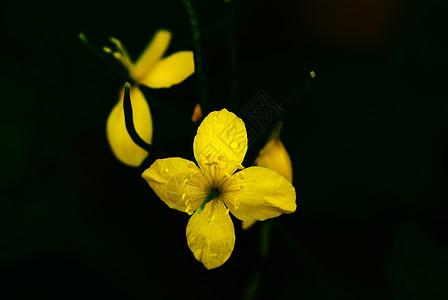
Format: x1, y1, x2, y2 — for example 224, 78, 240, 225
196, 188, 219, 215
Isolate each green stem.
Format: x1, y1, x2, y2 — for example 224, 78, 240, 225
227, 0, 239, 111
182, 0, 210, 113
196, 188, 219, 214
259, 220, 273, 260
274, 220, 331, 289
280, 70, 316, 108
122, 82, 156, 154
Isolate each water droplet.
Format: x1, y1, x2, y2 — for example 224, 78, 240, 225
164, 168, 170, 173
234, 199, 240, 210
230, 141, 239, 149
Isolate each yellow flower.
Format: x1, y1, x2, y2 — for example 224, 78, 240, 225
105, 30, 195, 166
242, 128, 293, 230
142, 109, 296, 269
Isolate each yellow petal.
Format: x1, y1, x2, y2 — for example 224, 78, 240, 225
132, 30, 172, 80
142, 158, 208, 214
138, 51, 195, 88
193, 109, 248, 184
242, 219, 256, 230
255, 136, 293, 183
106, 86, 152, 167
246, 133, 293, 229
221, 166, 296, 221
186, 199, 235, 269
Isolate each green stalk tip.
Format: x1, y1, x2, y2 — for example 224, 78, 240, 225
78, 32, 87, 42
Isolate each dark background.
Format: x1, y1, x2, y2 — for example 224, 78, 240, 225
1, 0, 447, 299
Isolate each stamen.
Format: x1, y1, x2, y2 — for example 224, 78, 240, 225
185, 206, 194, 215
196, 188, 219, 215
107, 37, 134, 70
109, 37, 131, 60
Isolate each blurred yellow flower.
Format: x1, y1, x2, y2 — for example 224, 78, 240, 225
105, 30, 195, 166
142, 109, 296, 269
243, 126, 293, 230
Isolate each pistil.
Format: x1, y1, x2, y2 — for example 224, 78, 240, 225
196, 188, 219, 214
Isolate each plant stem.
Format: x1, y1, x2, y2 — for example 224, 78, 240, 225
182, 0, 210, 113
227, 0, 239, 111
280, 71, 316, 108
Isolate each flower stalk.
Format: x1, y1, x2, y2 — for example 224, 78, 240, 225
281, 70, 316, 108
122, 82, 155, 155
182, 0, 210, 113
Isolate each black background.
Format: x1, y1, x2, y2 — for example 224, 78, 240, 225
1, 0, 447, 299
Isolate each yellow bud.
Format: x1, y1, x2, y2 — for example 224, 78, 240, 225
255, 136, 293, 183
191, 103, 203, 123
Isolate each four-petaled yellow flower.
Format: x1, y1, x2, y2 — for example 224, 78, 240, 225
142, 109, 297, 269
105, 30, 195, 166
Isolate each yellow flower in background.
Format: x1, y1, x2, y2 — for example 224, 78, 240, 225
105, 30, 195, 166
142, 109, 296, 269
242, 126, 293, 230
255, 136, 293, 183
